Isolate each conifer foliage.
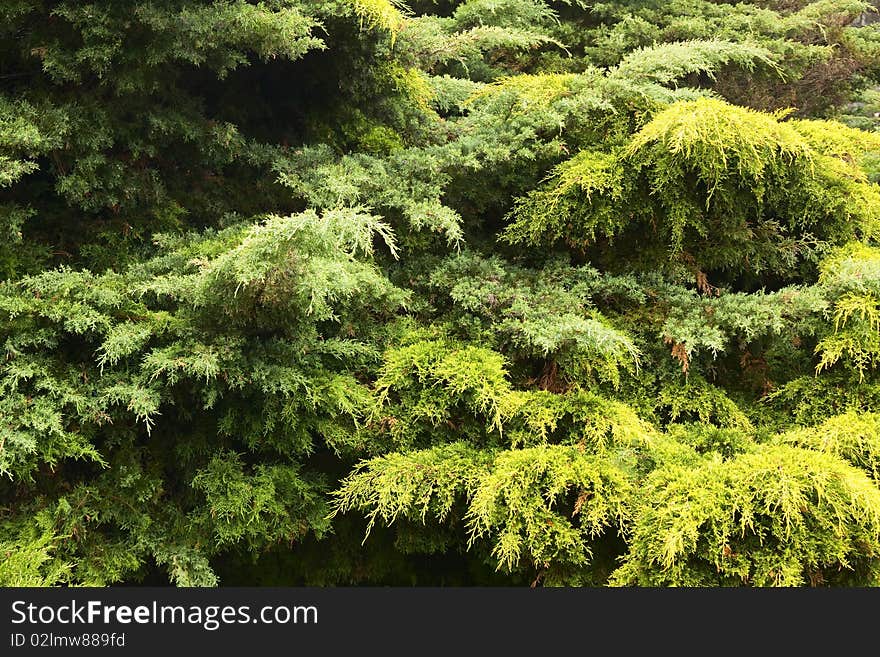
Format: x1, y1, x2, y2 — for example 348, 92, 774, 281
3, 0, 880, 586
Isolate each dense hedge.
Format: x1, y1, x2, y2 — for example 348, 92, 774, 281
3, 0, 880, 586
